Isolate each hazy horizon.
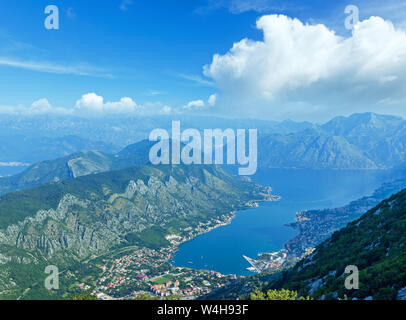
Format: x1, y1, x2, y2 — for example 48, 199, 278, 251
1, 0, 406, 122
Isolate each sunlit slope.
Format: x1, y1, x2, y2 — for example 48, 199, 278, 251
0, 164, 269, 298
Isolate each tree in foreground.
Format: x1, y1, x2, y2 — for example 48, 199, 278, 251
250, 289, 312, 300
69, 291, 98, 300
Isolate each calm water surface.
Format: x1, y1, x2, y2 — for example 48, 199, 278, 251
172, 168, 388, 275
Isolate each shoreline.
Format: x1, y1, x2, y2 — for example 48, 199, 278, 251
168, 189, 282, 274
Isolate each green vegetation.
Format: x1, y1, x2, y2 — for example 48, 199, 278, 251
131, 294, 182, 300
202, 270, 283, 300
250, 289, 312, 300
213, 186, 406, 301
0, 163, 269, 299
125, 226, 170, 249
0, 164, 264, 229
0, 139, 159, 196
270, 188, 406, 300
0, 151, 114, 196
153, 277, 173, 285
69, 291, 98, 300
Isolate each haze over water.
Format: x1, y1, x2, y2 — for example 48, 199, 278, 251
172, 168, 388, 275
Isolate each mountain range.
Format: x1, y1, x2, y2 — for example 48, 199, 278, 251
0, 164, 270, 299
0, 134, 117, 164
0, 112, 405, 173
0, 139, 154, 196
1, 112, 406, 196
0, 111, 405, 300
259, 113, 406, 169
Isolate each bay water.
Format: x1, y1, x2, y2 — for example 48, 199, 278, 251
172, 168, 388, 275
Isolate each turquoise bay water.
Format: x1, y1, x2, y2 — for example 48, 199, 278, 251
172, 168, 389, 276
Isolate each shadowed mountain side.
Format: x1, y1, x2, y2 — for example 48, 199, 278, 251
0, 140, 155, 196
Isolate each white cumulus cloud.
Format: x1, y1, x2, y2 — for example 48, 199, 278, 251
161, 105, 172, 114
0, 93, 143, 117
30, 98, 53, 114
208, 94, 217, 106
184, 99, 205, 110
203, 14, 406, 121
183, 94, 218, 111
74, 93, 137, 115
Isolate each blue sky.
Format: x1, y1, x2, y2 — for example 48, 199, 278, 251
1, 0, 406, 120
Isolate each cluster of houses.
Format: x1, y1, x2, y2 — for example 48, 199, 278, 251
151, 280, 180, 296
77, 283, 91, 291
207, 270, 224, 278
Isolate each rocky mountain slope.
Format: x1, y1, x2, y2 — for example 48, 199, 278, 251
0, 164, 270, 298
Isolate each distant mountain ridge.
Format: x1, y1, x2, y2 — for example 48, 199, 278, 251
0, 114, 291, 153
259, 112, 406, 169
0, 134, 117, 163
0, 140, 153, 196
0, 112, 405, 196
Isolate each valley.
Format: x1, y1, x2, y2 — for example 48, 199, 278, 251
0, 112, 405, 300
2, 0, 406, 305
0, 163, 274, 299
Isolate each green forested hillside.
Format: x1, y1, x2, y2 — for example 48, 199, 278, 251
270, 188, 406, 300
0, 140, 153, 196
0, 164, 270, 299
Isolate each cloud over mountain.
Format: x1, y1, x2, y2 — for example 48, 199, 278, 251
0, 93, 175, 117
204, 14, 406, 121
74, 93, 138, 115
183, 94, 218, 111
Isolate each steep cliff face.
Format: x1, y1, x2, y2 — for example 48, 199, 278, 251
0, 164, 270, 297
0, 194, 120, 261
